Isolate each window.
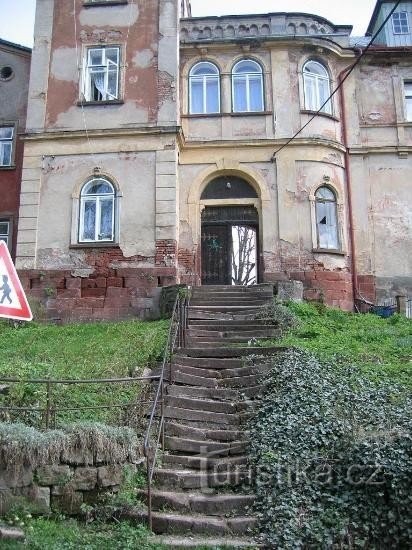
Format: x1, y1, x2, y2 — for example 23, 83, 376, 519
315, 187, 339, 250
232, 59, 264, 112
79, 178, 115, 242
83, 47, 120, 102
303, 60, 332, 114
189, 62, 220, 114
405, 82, 412, 121
0, 220, 10, 247
0, 126, 14, 167
392, 12, 409, 34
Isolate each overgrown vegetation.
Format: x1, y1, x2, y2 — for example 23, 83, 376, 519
1, 516, 164, 549
249, 302, 411, 547
261, 301, 412, 387
249, 347, 411, 548
0, 319, 168, 425
0, 423, 140, 471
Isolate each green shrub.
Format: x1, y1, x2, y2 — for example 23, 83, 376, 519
249, 348, 412, 548
254, 299, 299, 330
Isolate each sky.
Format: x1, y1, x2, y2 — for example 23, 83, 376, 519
0, 0, 377, 48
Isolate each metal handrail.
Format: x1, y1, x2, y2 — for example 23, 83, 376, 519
143, 287, 191, 530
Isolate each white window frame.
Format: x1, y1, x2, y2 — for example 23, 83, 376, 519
78, 178, 116, 243
189, 61, 220, 114
0, 219, 10, 247
405, 81, 412, 122
392, 12, 409, 34
83, 46, 120, 102
231, 59, 264, 113
303, 60, 332, 115
0, 126, 14, 167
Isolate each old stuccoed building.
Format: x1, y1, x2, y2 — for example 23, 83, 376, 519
14, 0, 412, 321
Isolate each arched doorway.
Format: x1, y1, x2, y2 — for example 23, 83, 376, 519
200, 176, 260, 285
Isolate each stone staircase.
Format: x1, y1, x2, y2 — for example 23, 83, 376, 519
144, 284, 279, 549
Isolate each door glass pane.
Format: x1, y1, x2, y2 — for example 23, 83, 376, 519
206, 78, 219, 112
249, 75, 263, 111
82, 200, 96, 240
99, 198, 113, 240
233, 76, 247, 111
231, 225, 257, 285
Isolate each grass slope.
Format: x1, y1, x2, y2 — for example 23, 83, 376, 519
0, 319, 168, 425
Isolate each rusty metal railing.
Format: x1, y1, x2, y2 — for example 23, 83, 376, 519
0, 375, 159, 429
143, 288, 190, 530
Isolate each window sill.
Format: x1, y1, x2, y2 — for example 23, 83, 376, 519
77, 100, 124, 107
301, 110, 339, 122
83, 0, 128, 6
231, 111, 272, 117
313, 248, 345, 256
70, 242, 119, 249
0, 165, 16, 170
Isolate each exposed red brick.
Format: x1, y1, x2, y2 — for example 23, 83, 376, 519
65, 278, 81, 289
82, 288, 106, 298
107, 277, 123, 288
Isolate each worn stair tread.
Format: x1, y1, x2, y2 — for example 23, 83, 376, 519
166, 385, 240, 401
164, 406, 242, 425
162, 454, 249, 471
154, 468, 252, 488
177, 346, 286, 358
148, 535, 259, 549
164, 436, 247, 456
165, 421, 248, 442
129, 510, 257, 535
165, 395, 247, 414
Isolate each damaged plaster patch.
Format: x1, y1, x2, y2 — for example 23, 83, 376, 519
37, 249, 92, 270
367, 112, 383, 121
79, 4, 139, 27
71, 268, 94, 278
51, 48, 78, 81
132, 49, 154, 69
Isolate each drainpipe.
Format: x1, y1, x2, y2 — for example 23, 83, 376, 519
338, 51, 362, 308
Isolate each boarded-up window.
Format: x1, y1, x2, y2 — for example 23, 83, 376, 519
315, 186, 339, 250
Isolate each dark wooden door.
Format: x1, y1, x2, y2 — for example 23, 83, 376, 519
201, 224, 230, 285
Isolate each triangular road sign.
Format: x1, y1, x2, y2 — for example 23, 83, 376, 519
0, 241, 32, 321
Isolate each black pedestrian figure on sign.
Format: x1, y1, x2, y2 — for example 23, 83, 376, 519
0, 275, 12, 305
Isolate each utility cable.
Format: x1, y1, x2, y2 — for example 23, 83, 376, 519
271, 0, 402, 159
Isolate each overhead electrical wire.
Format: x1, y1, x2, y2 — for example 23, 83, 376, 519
271, 0, 402, 159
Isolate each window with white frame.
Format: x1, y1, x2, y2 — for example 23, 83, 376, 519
79, 178, 115, 242
392, 12, 409, 34
232, 59, 264, 112
405, 81, 412, 121
0, 126, 14, 167
303, 60, 332, 114
315, 187, 339, 250
83, 47, 120, 102
189, 61, 220, 114
0, 219, 10, 247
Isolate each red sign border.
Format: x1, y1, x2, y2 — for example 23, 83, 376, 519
0, 241, 33, 321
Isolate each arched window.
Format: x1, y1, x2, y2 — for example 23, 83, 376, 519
315, 187, 339, 250
232, 59, 264, 112
79, 178, 115, 242
303, 60, 332, 114
189, 62, 220, 114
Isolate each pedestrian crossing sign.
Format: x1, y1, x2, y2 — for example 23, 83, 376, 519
0, 241, 32, 321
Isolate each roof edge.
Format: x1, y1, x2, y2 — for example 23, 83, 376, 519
0, 38, 32, 54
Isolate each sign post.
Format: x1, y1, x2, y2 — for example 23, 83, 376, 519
0, 241, 32, 321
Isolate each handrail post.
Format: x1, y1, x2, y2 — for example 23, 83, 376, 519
146, 454, 152, 530
160, 379, 165, 452
45, 381, 52, 429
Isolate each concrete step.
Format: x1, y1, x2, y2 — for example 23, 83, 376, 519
186, 337, 274, 346
165, 421, 247, 442
166, 395, 242, 414
173, 355, 243, 369
187, 328, 279, 337
190, 300, 269, 308
170, 363, 270, 381
164, 436, 247, 456
189, 305, 267, 312
166, 385, 240, 401
192, 283, 272, 292
162, 454, 249, 471
154, 468, 252, 489
177, 346, 285, 358
188, 310, 265, 321
138, 489, 255, 516
149, 535, 259, 549
165, 370, 219, 387
164, 406, 241, 426
189, 319, 274, 327
124, 509, 257, 536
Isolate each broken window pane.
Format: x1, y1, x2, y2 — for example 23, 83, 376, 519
315, 187, 339, 250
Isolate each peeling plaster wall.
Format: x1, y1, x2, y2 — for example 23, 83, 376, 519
0, 44, 31, 259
